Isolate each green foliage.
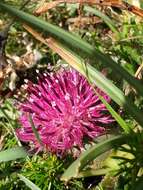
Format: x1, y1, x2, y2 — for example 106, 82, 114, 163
0, 153, 84, 190
20, 154, 84, 190
22, 154, 65, 190
1, 0, 143, 189
0, 99, 21, 147
108, 131, 143, 190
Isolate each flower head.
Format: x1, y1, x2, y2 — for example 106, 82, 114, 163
17, 68, 113, 154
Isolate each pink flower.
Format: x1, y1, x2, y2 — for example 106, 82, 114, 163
17, 68, 113, 155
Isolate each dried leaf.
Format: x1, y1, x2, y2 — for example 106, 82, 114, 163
0, 135, 5, 151
35, 0, 123, 14
35, 0, 143, 18
67, 16, 102, 28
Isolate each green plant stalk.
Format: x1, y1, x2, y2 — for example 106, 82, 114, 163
90, 83, 131, 133
97, 96, 131, 133
29, 114, 43, 148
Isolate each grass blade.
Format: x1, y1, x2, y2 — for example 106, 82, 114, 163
29, 115, 43, 148
0, 147, 28, 162
84, 5, 118, 34
18, 174, 41, 190
93, 89, 131, 133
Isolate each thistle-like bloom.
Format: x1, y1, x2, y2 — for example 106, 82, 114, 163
17, 68, 112, 154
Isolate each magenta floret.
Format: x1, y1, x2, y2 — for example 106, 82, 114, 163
17, 69, 113, 154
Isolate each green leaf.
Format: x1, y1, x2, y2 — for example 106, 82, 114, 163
0, 147, 28, 162
18, 174, 41, 190
61, 135, 126, 181
77, 168, 108, 178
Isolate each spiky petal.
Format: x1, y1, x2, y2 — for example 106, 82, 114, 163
17, 69, 113, 154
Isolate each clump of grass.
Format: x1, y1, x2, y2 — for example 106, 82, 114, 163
21, 154, 84, 190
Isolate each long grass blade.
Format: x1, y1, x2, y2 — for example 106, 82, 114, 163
93, 89, 131, 133
18, 174, 41, 190
0, 2, 143, 99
